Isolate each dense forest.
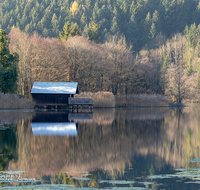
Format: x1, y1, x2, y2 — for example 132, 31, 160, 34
1, 0, 200, 51
1, 0, 200, 102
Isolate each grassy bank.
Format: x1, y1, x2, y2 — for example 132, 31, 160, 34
0, 93, 35, 109
76, 92, 169, 108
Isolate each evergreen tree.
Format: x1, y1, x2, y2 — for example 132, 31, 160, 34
152, 10, 160, 31
163, 55, 170, 69
87, 21, 100, 43
186, 57, 193, 76
80, 13, 87, 28
70, 22, 80, 36
149, 22, 157, 40
143, 12, 152, 44
82, 24, 89, 38
127, 14, 138, 49
110, 16, 119, 35
0, 30, 18, 94
59, 21, 80, 40
51, 13, 59, 36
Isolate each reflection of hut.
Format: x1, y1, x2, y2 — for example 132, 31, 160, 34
31, 82, 79, 106
31, 111, 93, 136
31, 112, 78, 136
31, 122, 77, 136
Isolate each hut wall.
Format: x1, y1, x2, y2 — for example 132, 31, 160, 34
32, 94, 74, 105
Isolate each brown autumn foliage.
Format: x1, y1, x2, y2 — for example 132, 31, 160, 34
9, 29, 134, 96
9, 29, 68, 96
8, 28, 200, 103
9, 29, 163, 97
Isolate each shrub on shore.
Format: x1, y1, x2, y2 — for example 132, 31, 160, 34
116, 94, 169, 107
0, 93, 35, 109
75, 91, 115, 108
75, 91, 169, 107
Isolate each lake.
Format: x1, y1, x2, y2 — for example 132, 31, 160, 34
0, 107, 200, 189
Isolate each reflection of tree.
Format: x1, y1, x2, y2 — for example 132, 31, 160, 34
0, 111, 34, 127
49, 173, 78, 185
8, 110, 165, 179
0, 125, 17, 171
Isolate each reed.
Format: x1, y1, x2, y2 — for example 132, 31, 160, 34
0, 93, 35, 109
116, 94, 169, 107
76, 92, 169, 107
75, 91, 115, 108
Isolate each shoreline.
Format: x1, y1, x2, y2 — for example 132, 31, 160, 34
0, 105, 190, 111
1, 92, 199, 110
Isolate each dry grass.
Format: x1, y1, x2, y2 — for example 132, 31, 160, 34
75, 91, 115, 108
76, 92, 169, 107
116, 94, 169, 107
0, 93, 35, 109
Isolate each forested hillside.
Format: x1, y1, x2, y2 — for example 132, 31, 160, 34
1, 0, 200, 51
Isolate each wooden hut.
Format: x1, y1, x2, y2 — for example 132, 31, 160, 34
31, 82, 79, 106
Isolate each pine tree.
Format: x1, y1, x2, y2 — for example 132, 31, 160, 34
149, 22, 157, 40
186, 58, 193, 76
0, 30, 18, 94
110, 16, 119, 35
59, 21, 80, 40
163, 55, 170, 69
51, 13, 59, 36
127, 14, 138, 49
87, 21, 100, 43
80, 13, 87, 28
82, 24, 89, 38
161, 55, 170, 94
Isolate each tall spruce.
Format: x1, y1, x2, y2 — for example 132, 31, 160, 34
0, 29, 18, 94
59, 21, 80, 40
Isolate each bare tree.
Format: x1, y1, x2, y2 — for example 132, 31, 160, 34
9, 28, 30, 95
165, 34, 187, 103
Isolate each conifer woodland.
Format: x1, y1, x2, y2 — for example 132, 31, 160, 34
1, 0, 200, 103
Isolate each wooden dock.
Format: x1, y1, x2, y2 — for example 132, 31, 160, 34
68, 98, 93, 112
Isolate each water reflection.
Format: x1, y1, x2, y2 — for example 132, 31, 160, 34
1, 108, 200, 189
30, 112, 93, 136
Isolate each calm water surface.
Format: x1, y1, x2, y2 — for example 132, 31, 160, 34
0, 107, 200, 189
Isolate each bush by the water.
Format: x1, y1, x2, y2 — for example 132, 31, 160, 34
116, 94, 169, 107
75, 91, 115, 108
76, 92, 169, 107
0, 93, 35, 109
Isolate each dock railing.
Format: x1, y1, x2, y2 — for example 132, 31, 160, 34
68, 98, 93, 105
